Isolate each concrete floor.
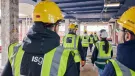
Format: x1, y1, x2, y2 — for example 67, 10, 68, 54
80, 63, 98, 76
80, 49, 99, 76
80, 58, 99, 76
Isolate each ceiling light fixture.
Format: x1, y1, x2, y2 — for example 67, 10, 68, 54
104, 3, 120, 7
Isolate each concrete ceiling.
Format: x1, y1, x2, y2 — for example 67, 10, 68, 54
1, 0, 135, 22
19, 0, 126, 22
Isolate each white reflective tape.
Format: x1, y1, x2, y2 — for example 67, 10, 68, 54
97, 57, 111, 59
64, 48, 77, 50
11, 44, 21, 76
74, 35, 77, 49
50, 46, 64, 76
95, 61, 106, 65
115, 60, 132, 76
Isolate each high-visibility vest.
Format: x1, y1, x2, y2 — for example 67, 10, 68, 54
81, 35, 89, 47
89, 36, 94, 44
93, 35, 98, 42
8, 43, 71, 76
109, 59, 135, 76
63, 34, 81, 62
95, 41, 112, 66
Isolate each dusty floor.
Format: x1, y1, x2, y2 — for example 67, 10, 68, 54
80, 63, 98, 76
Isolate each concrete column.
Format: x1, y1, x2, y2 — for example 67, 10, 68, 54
84, 24, 87, 32
28, 16, 31, 30
76, 24, 80, 35
108, 24, 113, 38
22, 20, 25, 39
112, 23, 114, 44
115, 22, 118, 45
1, 0, 19, 66
25, 17, 28, 34
112, 22, 116, 45
19, 21, 23, 42
65, 19, 70, 35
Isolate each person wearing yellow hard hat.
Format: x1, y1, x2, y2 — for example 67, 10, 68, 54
2, 1, 79, 76
102, 6, 135, 76
62, 23, 86, 75
81, 30, 90, 60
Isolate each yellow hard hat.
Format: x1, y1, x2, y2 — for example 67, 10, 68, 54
68, 24, 76, 29
117, 6, 135, 34
33, 1, 63, 23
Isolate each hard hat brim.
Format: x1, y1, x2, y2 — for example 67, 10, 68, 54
117, 19, 135, 34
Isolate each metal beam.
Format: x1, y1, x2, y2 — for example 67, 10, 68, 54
69, 12, 116, 18
78, 18, 110, 22
62, 6, 103, 11
66, 9, 118, 13
58, 1, 104, 8
53, 0, 104, 3
64, 15, 76, 19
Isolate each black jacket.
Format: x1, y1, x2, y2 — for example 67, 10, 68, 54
91, 40, 113, 69
102, 40, 135, 76
2, 22, 78, 76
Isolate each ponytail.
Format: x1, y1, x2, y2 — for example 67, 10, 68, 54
102, 38, 109, 54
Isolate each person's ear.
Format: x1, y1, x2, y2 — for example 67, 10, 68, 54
55, 25, 59, 33
125, 32, 132, 41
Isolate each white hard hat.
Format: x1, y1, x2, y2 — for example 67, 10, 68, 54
99, 29, 108, 38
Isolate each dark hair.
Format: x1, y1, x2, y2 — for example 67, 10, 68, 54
100, 29, 106, 32
69, 29, 74, 33
34, 20, 62, 28
101, 38, 109, 54
84, 31, 87, 34
123, 28, 135, 40
34, 22, 54, 28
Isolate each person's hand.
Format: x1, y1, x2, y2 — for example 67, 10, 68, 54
81, 60, 86, 67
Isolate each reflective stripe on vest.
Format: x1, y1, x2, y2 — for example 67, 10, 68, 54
8, 43, 24, 76
109, 59, 135, 76
63, 34, 78, 49
95, 41, 112, 65
82, 36, 89, 47
8, 43, 18, 63
41, 46, 70, 76
9, 44, 70, 76
62, 34, 81, 62
94, 35, 98, 41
